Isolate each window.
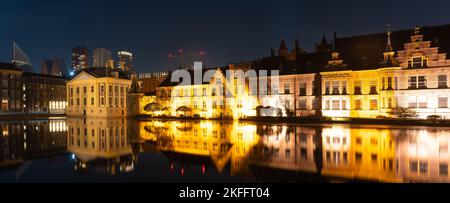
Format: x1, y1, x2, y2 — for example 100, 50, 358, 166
354, 81, 362, 95
332, 81, 339, 95
83, 86, 87, 93
410, 161, 418, 173
203, 88, 207, 96
369, 80, 377, 94
371, 154, 378, 162
440, 164, 448, 176
439, 97, 448, 108
298, 99, 307, 110
355, 99, 362, 110
418, 76, 427, 89
355, 153, 362, 162
370, 99, 378, 110
388, 98, 393, 109
382, 78, 385, 90
299, 83, 306, 96
211, 88, 216, 96
418, 96, 427, 108
342, 81, 347, 94
286, 149, 291, 158
91, 86, 94, 92
387, 77, 393, 90
409, 76, 417, 89
356, 137, 362, 145
193, 88, 198, 96
332, 100, 340, 110
419, 162, 428, 174
412, 57, 425, 68
341, 100, 347, 110
408, 96, 417, 108
284, 83, 290, 94
438, 75, 448, 88
325, 99, 330, 110
325, 82, 330, 95
271, 83, 279, 95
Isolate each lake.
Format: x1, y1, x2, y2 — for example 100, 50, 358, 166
0, 117, 449, 183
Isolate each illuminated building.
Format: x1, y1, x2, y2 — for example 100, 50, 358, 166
22, 72, 67, 114
132, 24, 450, 120
117, 51, 133, 72
92, 47, 112, 68
66, 67, 131, 117
0, 62, 67, 114
72, 47, 89, 71
138, 71, 168, 94
320, 25, 450, 119
0, 62, 24, 113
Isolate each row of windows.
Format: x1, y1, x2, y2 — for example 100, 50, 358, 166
69, 85, 128, 96
323, 74, 448, 96
69, 97, 125, 107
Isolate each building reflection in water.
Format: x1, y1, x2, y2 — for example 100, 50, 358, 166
66, 118, 139, 175
2, 118, 450, 183
137, 120, 450, 183
0, 119, 67, 172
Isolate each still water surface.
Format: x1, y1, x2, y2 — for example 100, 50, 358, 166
0, 117, 449, 183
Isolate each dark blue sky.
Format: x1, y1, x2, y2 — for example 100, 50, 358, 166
2, 0, 450, 73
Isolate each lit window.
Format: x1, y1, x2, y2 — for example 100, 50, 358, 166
355, 99, 362, 110
418, 96, 427, 108
408, 96, 417, 108
332, 100, 340, 110
438, 75, 448, 88
299, 83, 306, 96
439, 97, 448, 108
370, 99, 378, 110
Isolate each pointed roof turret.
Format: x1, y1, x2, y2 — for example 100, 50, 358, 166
385, 24, 393, 52
279, 40, 288, 51
381, 24, 397, 67
129, 73, 141, 93
321, 30, 328, 45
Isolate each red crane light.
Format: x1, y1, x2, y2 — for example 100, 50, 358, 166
202, 164, 206, 174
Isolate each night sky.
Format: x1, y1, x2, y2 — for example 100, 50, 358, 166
2, 0, 450, 73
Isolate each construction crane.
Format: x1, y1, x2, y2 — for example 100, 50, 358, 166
168, 49, 205, 70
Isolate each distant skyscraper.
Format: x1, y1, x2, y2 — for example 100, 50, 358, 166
72, 47, 89, 71
11, 41, 33, 72
118, 51, 133, 72
93, 47, 112, 68
41, 58, 67, 76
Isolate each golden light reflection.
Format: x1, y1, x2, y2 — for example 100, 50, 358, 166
64, 118, 450, 182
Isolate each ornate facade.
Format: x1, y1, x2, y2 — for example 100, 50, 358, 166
135, 24, 450, 120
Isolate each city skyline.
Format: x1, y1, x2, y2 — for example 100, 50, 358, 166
2, 0, 450, 73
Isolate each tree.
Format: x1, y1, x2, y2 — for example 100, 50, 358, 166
387, 107, 418, 119
281, 99, 295, 117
